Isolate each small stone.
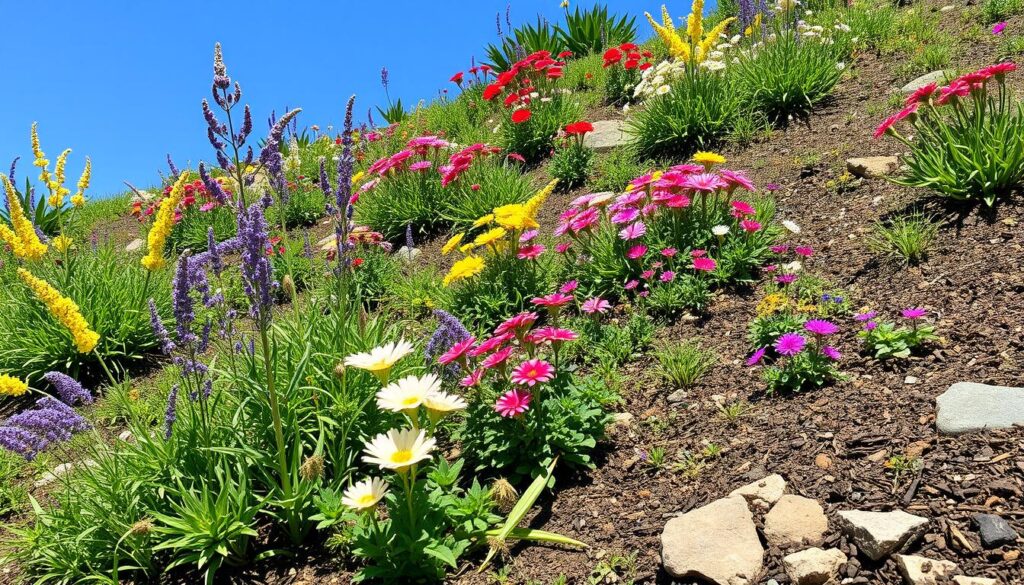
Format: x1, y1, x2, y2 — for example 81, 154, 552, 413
815, 453, 833, 469
729, 473, 787, 511
895, 554, 958, 585
582, 120, 628, 152
939, 4, 955, 11
609, 412, 634, 431
936, 382, 1024, 435
764, 495, 829, 549
1003, 549, 1020, 561
783, 547, 846, 585
667, 389, 689, 403
118, 430, 133, 442
952, 577, 997, 585
868, 449, 889, 463
661, 495, 764, 585
837, 510, 930, 561
847, 156, 899, 179
395, 246, 421, 262
125, 238, 144, 252
905, 376, 919, 385
901, 71, 953, 94
972, 513, 1019, 548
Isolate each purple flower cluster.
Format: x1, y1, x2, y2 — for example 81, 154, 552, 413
164, 385, 179, 439
0, 397, 89, 460
236, 200, 277, 322
425, 309, 472, 375
42, 372, 92, 406
259, 109, 301, 201
149, 298, 176, 355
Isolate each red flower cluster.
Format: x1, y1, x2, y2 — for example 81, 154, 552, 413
602, 43, 652, 70
440, 142, 502, 186
450, 63, 494, 86
132, 177, 233, 223
482, 50, 567, 123
564, 121, 595, 136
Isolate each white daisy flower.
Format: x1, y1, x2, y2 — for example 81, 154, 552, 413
656, 84, 672, 95
362, 428, 436, 472
344, 339, 415, 381
376, 373, 441, 414
712, 225, 730, 236
782, 260, 803, 273
342, 477, 389, 510
423, 391, 468, 423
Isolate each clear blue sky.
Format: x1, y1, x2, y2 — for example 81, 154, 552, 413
0, 0, 690, 198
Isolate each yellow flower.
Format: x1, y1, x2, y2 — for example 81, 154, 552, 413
30, 123, 47, 168
756, 292, 787, 317
52, 235, 73, 253
458, 243, 476, 254
351, 170, 365, 185
472, 213, 495, 229
49, 148, 72, 208
693, 151, 726, 169
645, 2, 735, 63
473, 227, 507, 248
0, 374, 28, 397
2, 174, 48, 260
71, 195, 85, 208
72, 158, 91, 207
443, 255, 485, 286
141, 173, 189, 271
17, 268, 100, 353
524, 179, 557, 218
442, 232, 465, 255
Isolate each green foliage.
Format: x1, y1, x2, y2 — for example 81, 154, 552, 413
273, 185, 326, 230
859, 319, 938, 359
0, 449, 27, 516
376, 99, 408, 125
762, 344, 843, 394
867, 212, 938, 265
420, 88, 493, 146
982, 0, 1024, 23
499, 93, 583, 164
460, 375, 614, 485
656, 340, 716, 387
446, 253, 556, 332
735, 29, 846, 122
559, 52, 606, 92
590, 148, 650, 193
556, 4, 637, 56
644, 274, 712, 319
549, 140, 594, 191
168, 204, 237, 252
0, 243, 173, 381
748, 312, 806, 349
628, 66, 743, 160
442, 159, 534, 231
566, 311, 654, 368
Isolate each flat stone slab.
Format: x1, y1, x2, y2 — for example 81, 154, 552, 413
901, 70, 953, 94
661, 495, 764, 585
837, 509, 929, 561
582, 119, 628, 152
764, 495, 829, 549
936, 382, 1024, 435
847, 156, 899, 179
896, 554, 958, 585
783, 547, 846, 585
125, 238, 144, 252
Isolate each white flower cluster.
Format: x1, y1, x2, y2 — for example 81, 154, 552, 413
632, 34, 741, 102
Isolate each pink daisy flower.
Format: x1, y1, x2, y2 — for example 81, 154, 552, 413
661, 247, 678, 258
822, 346, 842, 361
794, 246, 814, 257
683, 173, 726, 193
495, 312, 538, 336
740, 219, 762, 233
560, 280, 579, 294
611, 208, 640, 224
520, 229, 539, 243
626, 245, 648, 259
641, 270, 655, 279
660, 270, 676, 282
720, 170, 756, 192
409, 160, 433, 172
770, 244, 789, 254
555, 241, 572, 253
763, 264, 778, 272
902, 307, 928, 319
494, 388, 532, 417
460, 368, 485, 388
468, 333, 514, 357
624, 280, 639, 290
517, 244, 547, 260
854, 311, 877, 322
746, 347, 767, 366
691, 249, 707, 258
527, 327, 578, 345
774, 333, 806, 356
481, 346, 515, 369
619, 221, 647, 240
532, 293, 574, 308
692, 257, 717, 272
731, 200, 756, 216
581, 297, 611, 314
776, 274, 796, 284
804, 319, 839, 336
510, 359, 555, 386
438, 336, 476, 366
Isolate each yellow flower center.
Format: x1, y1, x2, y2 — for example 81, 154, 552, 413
357, 494, 378, 507
401, 396, 420, 407
390, 450, 413, 464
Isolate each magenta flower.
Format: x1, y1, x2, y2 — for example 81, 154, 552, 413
517, 244, 546, 260
776, 274, 796, 284
495, 312, 538, 336
495, 388, 532, 417
854, 311, 877, 322
619, 221, 647, 240
763, 264, 778, 272
731, 200, 756, 216
770, 244, 789, 254
690, 248, 707, 258
660, 270, 676, 282
560, 280, 579, 294
864, 321, 878, 331
822, 346, 841, 361
902, 307, 928, 319
624, 280, 639, 290
611, 208, 640, 224
510, 359, 555, 386
692, 257, 716, 272
527, 327, 578, 345
747, 346, 767, 366
581, 297, 611, 314
626, 245, 648, 259
481, 346, 515, 369
520, 229, 539, 243
683, 173, 726, 193
641, 270, 655, 279
794, 246, 814, 257
720, 170, 756, 192
532, 293, 574, 308
661, 247, 678, 258
804, 319, 839, 336
409, 160, 433, 172
555, 241, 572, 253
468, 333, 514, 357
993, 22, 1007, 35
740, 219, 762, 233
460, 368, 485, 388
438, 336, 476, 366
774, 333, 807, 356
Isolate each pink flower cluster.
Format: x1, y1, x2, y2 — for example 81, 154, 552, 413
439, 143, 503, 186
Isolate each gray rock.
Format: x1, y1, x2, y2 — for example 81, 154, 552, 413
901, 70, 953, 94
936, 382, 1024, 435
729, 474, 787, 511
582, 120, 628, 152
939, 4, 955, 11
783, 547, 847, 585
667, 388, 689, 403
661, 495, 764, 585
846, 156, 899, 179
837, 510, 929, 561
764, 495, 829, 549
125, 238, 144, 252
396, 246, 421, 263
896, 554, 958, 585
972, 513, 1019, 548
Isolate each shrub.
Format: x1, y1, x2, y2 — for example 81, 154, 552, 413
556, 3, 637, 56
549, 122, 596, 190
601, 43, 653, 104
748, 321, 845, 393
485, 16, 566, 73
590, 147, 651, 193
169, 202, 237, 252
628, 66, 743, 160
855, 307, 939, 359
876, 63, 1024, 205
867, 212, 938, 265
656, 341, 716, 387
644, 274, 712, 319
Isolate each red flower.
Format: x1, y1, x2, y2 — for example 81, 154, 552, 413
558, 50, 573, 58
450, 71, 464, 84
503, 93, 520, 107
352, 257, 364, 267
602, 47, 622, 67
639, 62, 652, 70
620, 42, 638, 51
482, 84, 503, 100
546, 67, 563, 79
565, 121, 594, 136
511, 109, 532, 124
624, 59, 639, 70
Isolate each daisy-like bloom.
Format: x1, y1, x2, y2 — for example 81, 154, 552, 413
770, 244, 790, 254
774, 332, 807, 356
692, 257, 717, 272
626, 245, 648, 259
481, 346, 515, 369
993, 22, 1007, 35
776, 274, 797, 284
362, 428, 436, 472
588, 192, 615, 207
510, 359, 555, 386
863, 321, 878, 331
527, 326, 578, 346
443, 255, 486, 286
763, 264, 778, 272
495, 388, 532, 417
641, 269, 655, 279
532, 292, 574, 308
691, 249, 707, 258
731, 200, 756, 217
517, 244, 546, 260
423, 390, 468, 422
555, 241, 572, 253
905, 82, 938, 106
804, 319, 839, 336
794, 246, 814, 257
822, 346, 842, 361
740, 219, 761, 233
693, 151, 726, 168
624, 280, 640, 290
854, 310, 877, 322
661, 247, 678, 257
902, 307, 928, 319
611, 207, 640, 224
0, 373, 28, 397
560, 280, 579, 294
719, 169, 755, 192
511, 109, 532, 124
438, 336, 476, 366
342, 477, 389, 511
581, 297, 612, 314
376, 373, 442, 415
469, 332, 514, 357
474, 227, 508, 248
520, 229, 539, 243
619, 221, 647, 240
683, 173, 726, 193
495, 312, 538, 336
781, 220, 801, 234
746, 347, 767, 367
409, 160, 433, 172
712, 225, 730, 236
344, 339, 415, 382
460, 368, 485, 388
660, 270, 676, 282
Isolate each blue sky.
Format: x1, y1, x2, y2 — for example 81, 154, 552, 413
0, 0, 687, 198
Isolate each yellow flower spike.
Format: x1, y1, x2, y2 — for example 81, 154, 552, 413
699, 17, 736, 61
443, 255, 485, 286
30, 123, 46, 166
17, 268, 100, 353
52, 234, 73, 253
72, 158, 91, 207
524, 179, 557, 219
661, 4, 674, 31
646, 11, 691, 61
0, 374, 28, 397
688, 0, 705, 48
0, 223, 24, 258
442, 232, 465, 255
141, 172, 189, 271
2, 174, 48, 260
